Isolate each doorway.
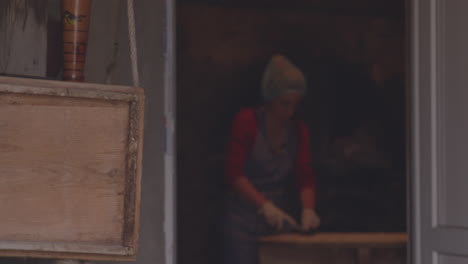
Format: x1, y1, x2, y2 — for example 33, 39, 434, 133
175, 1, 407, 263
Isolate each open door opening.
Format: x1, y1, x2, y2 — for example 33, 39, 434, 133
176, 1, 408, 263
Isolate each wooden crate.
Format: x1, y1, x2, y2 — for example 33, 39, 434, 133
0, 76, 144, 261
259, 232, 407, 264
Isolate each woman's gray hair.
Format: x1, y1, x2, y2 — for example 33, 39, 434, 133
261, 54, 307, 102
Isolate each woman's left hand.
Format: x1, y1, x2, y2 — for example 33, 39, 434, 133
301, 208, 320, 231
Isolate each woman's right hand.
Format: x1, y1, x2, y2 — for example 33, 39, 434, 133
258, 201, 298, 231
301, 208, 320, 231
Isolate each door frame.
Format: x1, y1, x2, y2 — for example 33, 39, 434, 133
164, 0, 177, 264
409, 0, 417, 263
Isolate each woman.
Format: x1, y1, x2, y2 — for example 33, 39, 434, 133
223, 55, 320, 264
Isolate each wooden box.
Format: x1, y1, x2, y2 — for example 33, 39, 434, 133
0, 77, 144, 261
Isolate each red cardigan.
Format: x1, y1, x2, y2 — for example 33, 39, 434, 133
226, 108, 316, 193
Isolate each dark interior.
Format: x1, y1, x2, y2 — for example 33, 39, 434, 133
176, 0, 406, 263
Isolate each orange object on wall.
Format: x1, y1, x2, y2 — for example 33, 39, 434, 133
62, 0, 92, 82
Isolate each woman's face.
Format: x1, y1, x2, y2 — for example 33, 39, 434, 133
267, 92, 303, 121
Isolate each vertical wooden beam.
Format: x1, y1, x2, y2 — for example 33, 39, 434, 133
0, 0, 48, 77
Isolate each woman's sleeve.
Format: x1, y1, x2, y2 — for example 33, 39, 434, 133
296, 122, 316, 192
226, 109, 256, 185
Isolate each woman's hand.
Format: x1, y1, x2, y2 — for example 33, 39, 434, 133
301, 208, 320, 231
259, 201, 298, 231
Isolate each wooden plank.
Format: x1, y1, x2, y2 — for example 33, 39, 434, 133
259, 232, 407, 247
0, 77, 144, 260
0, 242, 130, 255
0, 0, 47, 77
259, 233, 407, 264
0, 250, 137, 262
0, 76, 144, 97
122, 100, 144, 249
0, 94, 128, 244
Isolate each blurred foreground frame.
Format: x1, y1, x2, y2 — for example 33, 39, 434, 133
0, 76, 144, 261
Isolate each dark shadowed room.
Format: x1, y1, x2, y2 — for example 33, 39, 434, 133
176, 0, 407, 263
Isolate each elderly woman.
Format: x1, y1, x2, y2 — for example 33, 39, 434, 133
223, 55, 320, 264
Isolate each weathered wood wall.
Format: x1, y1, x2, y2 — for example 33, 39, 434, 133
0, 0, 47, 77
85, 1, 122, 84
0, 0, 168, 263
91, 1, 168, 264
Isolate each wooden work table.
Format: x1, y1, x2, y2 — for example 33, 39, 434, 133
258, 232, 407, 264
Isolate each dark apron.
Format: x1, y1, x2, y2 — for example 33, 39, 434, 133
223, 111, 300, 264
